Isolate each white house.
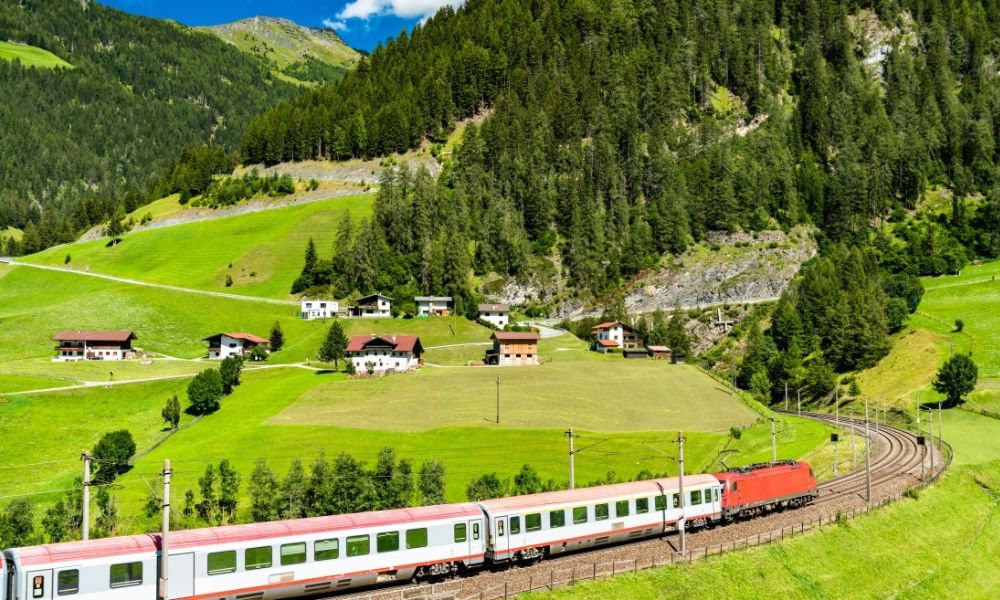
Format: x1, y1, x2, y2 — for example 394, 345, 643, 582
415, 296, 452, 317
478, 303, 510, 329
346, 335, 423, 374
348, 294, 392, 318
203, 332, 270, 360
590, 321, 642, 350
300, 298, 338, 320
52, 331, 137, 361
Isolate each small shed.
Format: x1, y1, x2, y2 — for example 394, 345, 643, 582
622, 348, 648, 359
648, 345, 672, 360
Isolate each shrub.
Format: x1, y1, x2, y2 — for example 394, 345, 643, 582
92, 430, 137, 484
954, 318, 964, 332
188, 369, 224, 415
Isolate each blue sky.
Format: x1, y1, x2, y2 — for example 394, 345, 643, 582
101, 0, 463, 51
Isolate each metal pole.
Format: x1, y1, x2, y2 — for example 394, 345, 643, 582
927, 408, 935, 473
834, 393, 839, 478
937, 401, 943, 453
159, 459, 171, 600
566, 427, 575, 490
677, 432, 686, 557
917, 403, 924, 480
496, 375, 500, 424
770, 418, 777, 464
865, 399, 872, 504
81, 451, 92, 542
850, 409, 857, 471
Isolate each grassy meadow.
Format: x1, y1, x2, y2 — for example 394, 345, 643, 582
0, 40, 72, 69
27, 192, 375, 299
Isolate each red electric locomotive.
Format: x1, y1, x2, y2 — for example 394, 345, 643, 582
715, 460, 818, 520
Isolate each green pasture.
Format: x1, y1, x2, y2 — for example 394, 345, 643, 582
0, 40, 72, 69
27, 193, 375, 299
532, 410, 1000, 600
0, 374, 72, 394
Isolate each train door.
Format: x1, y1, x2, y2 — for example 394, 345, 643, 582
168, 553, 195, 598
494, 517, 509, 559
467, 519, 482, 558
24, 570, 51, 600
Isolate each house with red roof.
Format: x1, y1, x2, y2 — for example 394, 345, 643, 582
52, 331, 137, 361
590, 321, 642, 352
346, 335, 424, 375
203, 332, 270, 360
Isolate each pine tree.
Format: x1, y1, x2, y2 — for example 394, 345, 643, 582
666, 310, 692, 362
219, 356, 243, 395
318, 320, 349, 368
418, 460, 446, 506
218, 459, 241, 523
281, 458, 308, 519
162, 395, 181, 429
269, 321, 285, 352
248, 459, 280, 522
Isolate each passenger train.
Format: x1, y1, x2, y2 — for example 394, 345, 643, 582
1, 461, 816, 600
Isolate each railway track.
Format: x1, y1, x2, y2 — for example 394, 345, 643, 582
323, 411, 944, 600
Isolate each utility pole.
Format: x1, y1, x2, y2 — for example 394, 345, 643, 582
784, 382, 789, 411
495, 375, 501, 424
769, 418, 777, 464
158, 459, 172, 600
566, 428, 575, 490
833, 392, 840, 478
850, 409, 857, 472
937, 401, 944, 453
677, 432, 686, 557
917, 405, 925, 480
81, 451, 92, 542
927, 408, 935, 473
865, 398, 872, 504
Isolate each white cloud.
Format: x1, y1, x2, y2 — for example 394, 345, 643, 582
323, 18, 348, 32
336, 0, 463, 22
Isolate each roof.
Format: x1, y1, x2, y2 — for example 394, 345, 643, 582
591, 321, 637, 333
648, 345, 671, 352
203, 332, 270, 344
14, 504, 482, 566
596, 339, 619, 347
356, 293, 392, 303
492, 331, 540, 342
346, 335, 422, 353
415, 296, 453, 302
478, 303, 510, 312
478, 475, 719, 512
51, 331, 136, 342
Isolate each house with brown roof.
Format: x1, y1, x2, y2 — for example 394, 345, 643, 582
415, 296, 452, 317
486, 331, 540, 366
203, 332, 270, 360
346, 335, 423, 374
478, 303, 510, 329
648, 345, 673, 360
590, 321, 642, 351
348, 294, 392, 318
52, 331, 137, 361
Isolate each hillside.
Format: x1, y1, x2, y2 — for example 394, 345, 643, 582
0, 0, 297, 249
204, 17, 359, 86
0, 39, 72, 68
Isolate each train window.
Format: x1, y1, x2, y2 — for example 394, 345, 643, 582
315, 539, 339, 561
615, 500, 629, 518
347, 535, 371, 557
525, 513, 542, 532
549, 510, 566, 528
281, 543, 307, 566
672, 493, 680, 509
245, 546, 273, 570
57, 569, 79, 595
407, 528, 429, 549
690, 490, 702, 505
636, 498, 649, 514
595, 504, 609, 521
731, 481, 739, 492
32, 575, 45, 598
497, 520, 505, 537
454, 523, 467, 542
713, 488, 720, 502
473, 523, 481, 540
109, 561, 143, 588
377, 532, 400, 553
655, 495, 667, 511
207, 551, 237, 575
510, 516, 521, 534
572, 506, 588, 524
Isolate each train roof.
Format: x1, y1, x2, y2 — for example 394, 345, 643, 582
713, 460, 811, 482
478, 475, 718, 512
14, 503, 482, 567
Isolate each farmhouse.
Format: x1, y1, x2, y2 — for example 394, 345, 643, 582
346, 335, 423, 374
204, 332, 270, 360
52, 331, 137, 361
415, 296, 452, 317
486, 331, 540, 366
300, 298, 338, 320
590, 321, 643, 350
478, 303, 510, 329
348, 294, 392, 318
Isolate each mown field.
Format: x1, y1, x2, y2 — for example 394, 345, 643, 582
0, 40, 72, 69
531, 409, 1000, 600
26, 192, 375, 299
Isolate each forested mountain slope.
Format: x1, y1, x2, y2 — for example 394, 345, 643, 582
0, 0, 297, 248
204, 17, 360, 86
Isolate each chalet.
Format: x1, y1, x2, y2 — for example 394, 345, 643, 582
204, 332, 270, 360
648, 345, 673, 360
348, 294, 392, 318
415, 296, 452, 317
300, 298, 338, 320
52, 331, 137, 361
478, 303, 510, 329
590, 321, 642, 350
486, 331, 540, 366
346, 335, 423, 374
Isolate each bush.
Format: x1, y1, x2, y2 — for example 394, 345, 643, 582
219, 356, 243, 394
188, 369, 224, 415
954, 318, 965, 332
92, 430, 137, 484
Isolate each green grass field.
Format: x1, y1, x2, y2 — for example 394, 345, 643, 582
531, 410, 1000, 600
0, 40, 72, 69
27, 193, 374, 299
0, 374, 72, 394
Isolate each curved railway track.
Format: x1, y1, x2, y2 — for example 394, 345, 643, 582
325, 411, 944, 600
